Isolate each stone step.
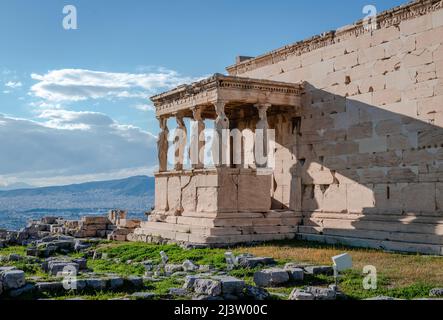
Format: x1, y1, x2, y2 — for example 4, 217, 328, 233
180, 210, 301, 219
298, 225, 443, 245
303, 217, 443, 235
162, 216, 301, 228
301, 212, 443, 225
131, 227, 296, 246
297, 233, 443, 256
137, 221, 298, 237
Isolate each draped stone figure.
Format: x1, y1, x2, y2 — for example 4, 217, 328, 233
157, 117, 169, 172
174, 114, 187, 171
190, 106, 205, 169
255, 103, 271, 168
213, 101, 230, 166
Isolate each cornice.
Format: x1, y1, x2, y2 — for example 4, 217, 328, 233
226, 0, 443, 75
151, 74, 303, 115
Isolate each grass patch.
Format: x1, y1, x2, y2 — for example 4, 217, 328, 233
236, 240, 443, 288
87, 259, 145, 277
0, 245, 27, 256
97, 242, 227, 268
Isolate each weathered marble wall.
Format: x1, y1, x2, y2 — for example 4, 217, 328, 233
227, 1, 443, 253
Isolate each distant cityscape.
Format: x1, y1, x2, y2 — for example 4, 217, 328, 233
0, 176, 154, 230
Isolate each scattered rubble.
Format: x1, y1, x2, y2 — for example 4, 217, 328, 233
430, 288, 443, 297
0, 210, 140, 247
289, 286, 337, 300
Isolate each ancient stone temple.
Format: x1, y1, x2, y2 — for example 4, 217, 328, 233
130, 0, 443, 254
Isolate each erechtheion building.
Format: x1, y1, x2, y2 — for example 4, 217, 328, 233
129, 0, 443, 255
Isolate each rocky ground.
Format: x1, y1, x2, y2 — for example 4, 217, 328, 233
1, 238, 443, 300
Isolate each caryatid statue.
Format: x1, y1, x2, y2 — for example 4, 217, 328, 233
213, 101, 230, 166
174, 114, 187, 171
157, 116, 169, 172
190, 106, 205, 169
255, 103, 271, 168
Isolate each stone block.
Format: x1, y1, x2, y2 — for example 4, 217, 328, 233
237, 256, 275, 268
304, 265, 333, 275
301, 49, 323, 67
346, 183, 375, 213
1, 270, 25, 290
253, 268, 289, 287
218, 172, 238, 212
334, 52, 358, 71
358, 75, 386, 93
385, 69, 416, 91
403, 80, 437, 101
358, 137, 387, 154
401, 183, 436, 213
374, 151, 402, 167
432, 8, 443, 28
370, 26, 400, 47
35, 281, 64, 293
117, 219, 141, 229
211, 276, 245, 295
374, 119, 402, 135
358, 45, 386, 64
347, 122, 373, 139
400, 14, 432, 36
196, 174, 219, 187
197, 187, 218, 213
403, 149, 435, 166
237, 174, 271, 212
193, 279, 222, 297
167, 176, 181, 214
373, 88, 401, 106
285, 267, 304, 281
437, 183, 443, 211
289, 289, 315, 300
373, 183, 402, 212
154, 176, 168, 211
182, 175, 197, 212
373, 56, 401, 75
418, 130, 443, 148
403, 49, 433, 68
80, 216, 110, 225
305, 286, 337, 300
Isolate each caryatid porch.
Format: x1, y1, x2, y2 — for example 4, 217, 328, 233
129, 74, 305, 246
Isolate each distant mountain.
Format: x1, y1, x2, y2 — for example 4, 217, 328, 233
0, 182, 35, 191
0, 176, 155, 230
0, 175, 154, 197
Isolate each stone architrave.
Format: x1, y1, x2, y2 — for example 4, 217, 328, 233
157, 117, 169, 172
174, 114, 187, 171
190, 106, 205, 169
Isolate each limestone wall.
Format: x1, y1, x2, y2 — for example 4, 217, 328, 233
227, 0, 443, 253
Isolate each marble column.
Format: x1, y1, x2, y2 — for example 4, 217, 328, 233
190, 106, 205, 169
254, 103, 271, 168
174, 113, 187, 171
157, 116, 169, 172
213, 100, 230, 167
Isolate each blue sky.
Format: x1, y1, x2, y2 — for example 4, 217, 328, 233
0, 0, 406, 187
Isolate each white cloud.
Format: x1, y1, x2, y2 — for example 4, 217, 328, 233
5, 81, 22, 89
30, 68, 199, 102
134, 104, 155, 112
0, 111, 158, 185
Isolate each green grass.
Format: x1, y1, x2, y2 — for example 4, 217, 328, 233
0, 245, 27, 256
97, 242, 227, 268
87, 259, 146, 277
2, 240, 443, 300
